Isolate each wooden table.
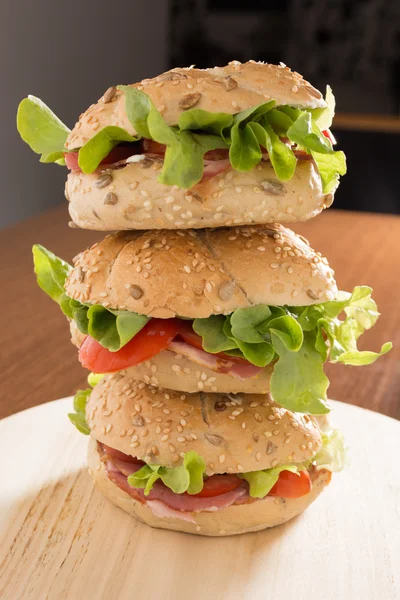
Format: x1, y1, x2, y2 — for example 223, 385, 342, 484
1, 205, 399, 420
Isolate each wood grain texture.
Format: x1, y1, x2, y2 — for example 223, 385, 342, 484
0, 398, 399, 600
0, 205, 399, 419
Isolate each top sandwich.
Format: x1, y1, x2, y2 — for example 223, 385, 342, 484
17, 61, 346, 230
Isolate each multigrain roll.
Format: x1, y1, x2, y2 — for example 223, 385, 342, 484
65, 224, 337, 317
84, 374, 338, 536
18, 60, 346, 231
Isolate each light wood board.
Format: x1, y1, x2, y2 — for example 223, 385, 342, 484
0, 398, 399, 600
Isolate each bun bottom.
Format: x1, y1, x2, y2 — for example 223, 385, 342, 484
87, 438, 331, 537
123, 350, 273, 394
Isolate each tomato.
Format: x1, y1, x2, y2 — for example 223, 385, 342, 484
190, 475, 243, 498
79, 319, 182, 373
141, 139, 166, 154
268, 470, 311, 498
64, 144, 140, 171
322, 129, 336, 144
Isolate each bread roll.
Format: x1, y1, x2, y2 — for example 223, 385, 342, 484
65, 224, 337, 319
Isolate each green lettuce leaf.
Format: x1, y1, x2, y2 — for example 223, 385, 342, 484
249, 121, 297, 181
32, 244, 71, 303
311, 149, 347, 194
68, 388, 91, 435
78, 126, 138, 174
271, 332, 330, 414
230, 305, 272, 343
119, 85, 228, 188
310, 85, 336, 130
192, 315, 238, 353
239, 464, 300, 499
17, 95, 70, 165
87, 372, 105, 387
159, 131, 228, 188
128, 451, 206, 496
312, 428, 347, 472
287, 111, 333, 154
33, 245, 149, 352
178, 109, 233, 136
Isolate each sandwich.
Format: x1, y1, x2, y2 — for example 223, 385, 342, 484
17, 60, 346, 231
71, 372, 346, 536
20, 59, 391, 536
33, 224, 390, 415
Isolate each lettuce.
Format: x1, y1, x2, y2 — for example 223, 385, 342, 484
17, 96, 70, 165
32, 245, 149, 352
68, 388, 91, 435
239, 464, 301, 498
18, 87, 346, 191
312, 428, 347, 472
78, 126, 138, 173
128, 451, 206, 495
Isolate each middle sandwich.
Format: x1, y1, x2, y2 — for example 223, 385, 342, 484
34, 223, 389, 416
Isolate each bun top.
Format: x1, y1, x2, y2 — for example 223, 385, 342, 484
65, 224, 337, 319
86, 373, 322, 475
65, 61, 325, 149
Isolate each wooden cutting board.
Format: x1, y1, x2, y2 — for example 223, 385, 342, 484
0, 399, 399, 600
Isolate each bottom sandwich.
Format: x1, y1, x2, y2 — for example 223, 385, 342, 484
72, 373, 345, 536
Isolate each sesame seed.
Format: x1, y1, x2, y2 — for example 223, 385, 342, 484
241, 422, 246, 429
237, 464, 244, 471
257, 246, 265, 252
256, 452, 261, 462
287, 267, 294, 274
271, 459, 279, 467
219, 454, 226, 464
161, 434, 169, 442
177, 437, 185, 443
183, 265, 191, 274
105, 424, 112, 433
269, 262, 279, 269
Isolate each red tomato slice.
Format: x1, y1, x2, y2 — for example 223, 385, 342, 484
322, 129, 336, 144
141, 139, 166, 154
64, 145, 140, 171
268, 470, 311, 498
190, 475, 243, 498
79, 319, 182, 373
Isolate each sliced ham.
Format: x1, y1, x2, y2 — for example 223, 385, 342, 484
99, 443, 250, 516
201, 159, 231, 181
167, 341, 263, 379
146, 500, 197, 523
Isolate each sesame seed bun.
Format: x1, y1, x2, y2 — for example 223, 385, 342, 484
88, 436, 331, 536
65, 224, 337, 319
86, 374, 322, 475
65, 61, 325, 150
66, 158, 332, 231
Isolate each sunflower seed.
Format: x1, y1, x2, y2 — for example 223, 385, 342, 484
102, 86, 117, 103
130, 285, 144, 299
94, 174, 113, 189
179, 93, 202, 110
205, 433, 224, 446
307, 289, 319, 300
261, 180, 285, 195
224, 76, 238, 91
218, 280, 236, 300
104, 192, 117, 205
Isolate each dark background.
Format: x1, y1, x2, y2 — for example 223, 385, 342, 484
2, 0, 399, 229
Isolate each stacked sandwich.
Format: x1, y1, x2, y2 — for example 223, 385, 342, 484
18, 61, 391, 536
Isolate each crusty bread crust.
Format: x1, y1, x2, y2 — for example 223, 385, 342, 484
66, 61, 325, 150
66, 158, 332, 230
65, 224, 337, 319
86, 374, 322, 474
88, 437, 331, 536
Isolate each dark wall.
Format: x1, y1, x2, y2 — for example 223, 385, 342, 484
2, 0, 168, 228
